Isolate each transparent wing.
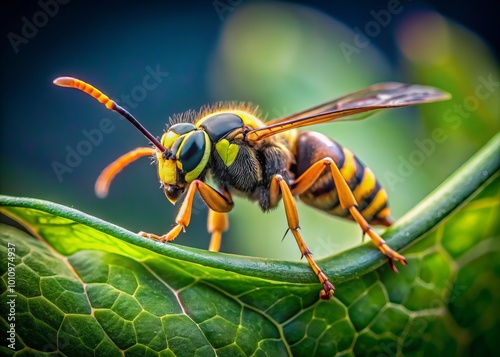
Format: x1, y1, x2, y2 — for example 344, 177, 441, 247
246, 82, 450, 141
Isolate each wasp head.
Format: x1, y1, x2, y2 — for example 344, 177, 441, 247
157, 123, 211, 204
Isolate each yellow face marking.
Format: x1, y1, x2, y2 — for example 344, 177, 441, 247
161, 131, 181, 150
157, 132, 183, 184
340, 148, 357, 183
216, 139, 239, 167
353, 168, 376, 202
362, 188, 388, 219
156, 150, 177, 184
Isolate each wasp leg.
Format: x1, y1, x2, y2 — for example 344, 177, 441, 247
141, 180, 233, 243
207, 210, 229, 252
291, 158, 407, 271
270, 174, 335, 300
95, 147, 155, 198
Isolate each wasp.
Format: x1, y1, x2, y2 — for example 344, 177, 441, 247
53, 76, 450, 299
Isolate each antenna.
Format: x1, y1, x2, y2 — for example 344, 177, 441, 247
53, 77, 166, 152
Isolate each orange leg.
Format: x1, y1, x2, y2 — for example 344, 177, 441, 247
207, 210, 229, 252
141, 180, 233, 243
95, 147, 155, 198
270, 174, 335, 300
291, 158, 407, 272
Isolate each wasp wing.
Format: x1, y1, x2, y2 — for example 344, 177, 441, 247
246, 82, 450, 141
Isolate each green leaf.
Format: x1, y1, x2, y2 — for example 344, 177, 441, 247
1, 133, 499, 356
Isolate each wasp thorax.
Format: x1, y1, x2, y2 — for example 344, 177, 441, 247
156, 123, 212, 201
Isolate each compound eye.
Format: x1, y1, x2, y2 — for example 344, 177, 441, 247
177, 131, 207, 173
161, 123, 197, 150
173, 130, 211, 182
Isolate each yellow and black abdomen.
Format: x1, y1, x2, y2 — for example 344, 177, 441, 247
291, 131, 392, 226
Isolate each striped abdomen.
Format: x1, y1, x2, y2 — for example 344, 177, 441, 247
291, 131, 392, 226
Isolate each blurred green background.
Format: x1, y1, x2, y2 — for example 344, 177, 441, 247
1, 0, 498, 260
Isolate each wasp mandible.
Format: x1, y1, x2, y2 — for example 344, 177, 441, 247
54, 76, 450, 299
